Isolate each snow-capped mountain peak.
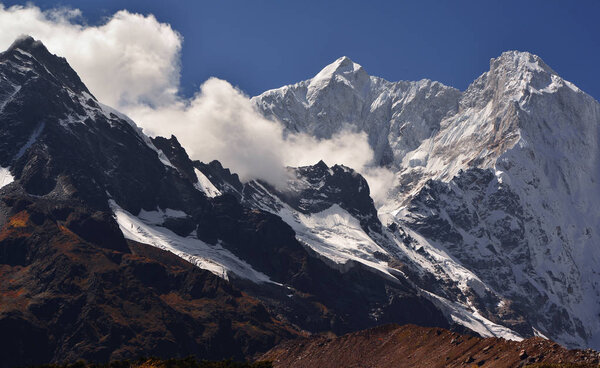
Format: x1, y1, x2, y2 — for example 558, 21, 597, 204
253, 51, 600, 349
492, 50, 554, 74
253, 56, 461, 165
310, 56, 366, 85
313, 56, 364, 79
460, 51, 580, 113
306, 56, 370, 104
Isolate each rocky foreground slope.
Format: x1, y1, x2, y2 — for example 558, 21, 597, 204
0, 197, 296, 367
262, 324, 600, 368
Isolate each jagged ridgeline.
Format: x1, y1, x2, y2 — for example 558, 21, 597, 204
1, 34, 600, 367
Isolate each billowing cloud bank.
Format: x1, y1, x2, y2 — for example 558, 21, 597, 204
127, 79, 387, 190
0, 4, 395, 203
0, 5, 182, 107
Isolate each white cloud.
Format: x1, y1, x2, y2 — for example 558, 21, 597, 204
0, 3, 395, 203
127, 78, 389, 190
0, 4, 181, 107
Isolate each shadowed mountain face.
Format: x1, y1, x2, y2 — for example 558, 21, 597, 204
0, 37, 451, 366
152, 136, 450, 336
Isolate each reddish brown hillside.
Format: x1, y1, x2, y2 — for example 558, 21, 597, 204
261, 324, 600, 368
0, 196, 299, 367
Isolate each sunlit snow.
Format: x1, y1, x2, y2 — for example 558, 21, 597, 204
0, 167, 14, 189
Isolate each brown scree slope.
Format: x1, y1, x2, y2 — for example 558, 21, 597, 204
261, 324, 600, 368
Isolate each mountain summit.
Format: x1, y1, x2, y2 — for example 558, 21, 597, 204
253, 56, 461, 165
306, 56, 370, 102
5, 35, 92, 96
312, 56, 365, 80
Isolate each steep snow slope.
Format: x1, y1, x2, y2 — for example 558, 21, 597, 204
392, 51, 600, 348
194, 168, 221, 197
252, 52, 600, 349
394, 51, 598, 199
110, 200, 273, 283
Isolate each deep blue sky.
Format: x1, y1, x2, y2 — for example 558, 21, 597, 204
6, 0, 600, 99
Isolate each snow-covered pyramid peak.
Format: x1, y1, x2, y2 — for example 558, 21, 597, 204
311, 56, 367, 83
491, 50, 555, 74
306, 56, 370, 103
461, 50, 580, 112
398, 50, 597, 190
252, 55, 461, 165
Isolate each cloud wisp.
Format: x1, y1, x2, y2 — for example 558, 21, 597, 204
0, 3, 395, 204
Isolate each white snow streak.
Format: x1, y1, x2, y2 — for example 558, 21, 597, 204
0, 167, 14, 189
109, 200, 274, 284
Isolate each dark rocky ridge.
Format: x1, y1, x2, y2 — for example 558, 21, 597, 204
6, 36, 92, 96
194, 159, 382, 236
0, 36, 206, 214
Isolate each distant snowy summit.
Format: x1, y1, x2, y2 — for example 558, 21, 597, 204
253, 55, 461, 166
